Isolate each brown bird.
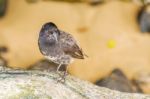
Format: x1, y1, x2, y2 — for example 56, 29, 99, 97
38, 22, 87, 81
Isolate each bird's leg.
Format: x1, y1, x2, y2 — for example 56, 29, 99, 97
61, 66, 68, 82
56, 63, 62, 73
57, 66, 68, 83
56, 63, 63, 79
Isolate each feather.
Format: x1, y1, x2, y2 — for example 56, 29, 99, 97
59, 31, 85, 59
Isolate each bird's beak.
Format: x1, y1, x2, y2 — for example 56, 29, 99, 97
53, 33, 58, 42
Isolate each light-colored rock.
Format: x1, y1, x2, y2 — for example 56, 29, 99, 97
0, 66, 149, 99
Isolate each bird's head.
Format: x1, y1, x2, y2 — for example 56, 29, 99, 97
39, 22, 60, 44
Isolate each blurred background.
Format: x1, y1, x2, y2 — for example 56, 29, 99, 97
0, 0, 150, 94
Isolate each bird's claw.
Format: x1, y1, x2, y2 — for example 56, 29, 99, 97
56, 71, 68, 83
57, 77, 66, 83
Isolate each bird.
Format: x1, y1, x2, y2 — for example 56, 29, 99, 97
38, 22, 87, 81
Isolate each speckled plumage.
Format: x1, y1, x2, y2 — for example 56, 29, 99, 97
38, 22, 84, 64
38, 22, 86, 81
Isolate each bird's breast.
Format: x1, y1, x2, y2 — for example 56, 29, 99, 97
45, 55, 74, 65
45, 56, 57, 62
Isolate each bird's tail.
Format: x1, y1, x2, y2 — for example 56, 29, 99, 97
80, 48, 88, 58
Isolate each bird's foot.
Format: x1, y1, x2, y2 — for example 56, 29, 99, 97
56, 71, 62, 77
57, 71, 68, 83
57, 77, 65, 83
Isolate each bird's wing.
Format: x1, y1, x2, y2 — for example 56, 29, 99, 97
59, 31, 84, 59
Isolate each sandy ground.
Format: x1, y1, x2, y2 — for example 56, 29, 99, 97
0, 0, 150, 93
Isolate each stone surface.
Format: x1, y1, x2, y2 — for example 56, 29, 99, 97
96, 68, 143, 93
133, 72, 150, 94
0, 66, 149, 99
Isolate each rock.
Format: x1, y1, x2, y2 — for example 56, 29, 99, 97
137, 4, 150, 33
0, 46, 7, 52
133, 72, 150, 93
95, 68, 143, 93
131, 79, 144, 93
0, 66, 149, 99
